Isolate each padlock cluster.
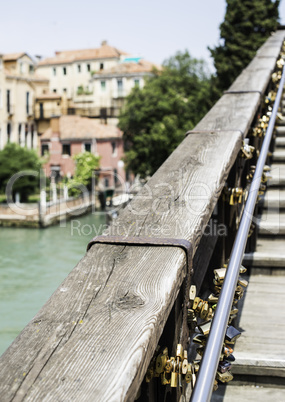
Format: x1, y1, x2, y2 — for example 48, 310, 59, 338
247, 165, 272, 200
145, 344, 198, 388
187, 264, 248, 390
253, 54, 284, 137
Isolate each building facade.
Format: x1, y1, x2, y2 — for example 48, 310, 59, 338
36, 42, 160, 124
0, 52, 49, 150
36, 41, 128, 99
40, 115, 126, 188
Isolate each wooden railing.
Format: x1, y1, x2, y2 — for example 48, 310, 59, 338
0, 30, 284, 402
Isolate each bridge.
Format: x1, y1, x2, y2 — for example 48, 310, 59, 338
1, 30, 285, 402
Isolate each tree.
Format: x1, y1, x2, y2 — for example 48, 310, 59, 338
67, 151, 100, 195
0, 143, 42, 202
119, 51, 214, 177
209, 0, 280, 91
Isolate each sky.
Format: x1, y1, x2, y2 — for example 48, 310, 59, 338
1, 0, 285, 71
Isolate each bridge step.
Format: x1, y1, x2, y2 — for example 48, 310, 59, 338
211, 276, 285, 400
258, 213, 285, 235
262, 188, 285, 209
267, 164, 285, 187
275, 136, 285, 147
243, 238, 285, 268
211, 384, 285, 401
231, 275, 285, 378
275, 125, 285, 133
272, 149, 285, 162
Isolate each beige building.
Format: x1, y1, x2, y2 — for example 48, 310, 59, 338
0, 52, 49, 150
90, 58, 160, 124
36, 42, 160, 123
36, 41, 128, 100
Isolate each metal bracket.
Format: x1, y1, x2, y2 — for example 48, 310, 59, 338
87, 235, 193, 274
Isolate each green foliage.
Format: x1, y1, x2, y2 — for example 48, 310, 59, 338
119, 51, 214, 177
0, 143, 42, 202
77, 85, 93, 95
209, 0, 280, 91
67, 151, 100, 196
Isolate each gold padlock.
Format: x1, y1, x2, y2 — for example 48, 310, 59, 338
161, 371, 171, 385
170, 371, 178, 387
176, 344, 183, 360
216, 370, 233, 383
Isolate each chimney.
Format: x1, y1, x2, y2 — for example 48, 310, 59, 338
101, 40, 108, 46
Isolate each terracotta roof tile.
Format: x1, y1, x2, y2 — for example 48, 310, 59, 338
41, 115, 122, 140
94, 59, 162, 76
38, 44, 129, 66
3, 52, 27, 61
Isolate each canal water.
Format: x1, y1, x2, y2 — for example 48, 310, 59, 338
0, 213, 106, 356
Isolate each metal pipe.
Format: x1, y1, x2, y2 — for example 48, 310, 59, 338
190, 64, 285, 402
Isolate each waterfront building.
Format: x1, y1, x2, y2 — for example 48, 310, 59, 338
36, 42, 160, 124
0, 52, 49, 150
40, 115, 125, 187
90, 58, 160, 125
36, 41, 128, 100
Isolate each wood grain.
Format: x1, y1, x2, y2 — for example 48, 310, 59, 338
194, 92, 261, 136
0, 131, 242, 402
0, 30, 284, 402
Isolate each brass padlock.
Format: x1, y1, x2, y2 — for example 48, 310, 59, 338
176, 344, 183, 360
156, 348, 168, 374
208, 293, 219, 303
170, 368, 178, 387
182, 350, 188, 374
161, 371, 171, 385
189, 285, 196, 308
200, 302, 209, 320
198, 320, 212, 336
216, 370, 233, 383
192, 297, 200, 310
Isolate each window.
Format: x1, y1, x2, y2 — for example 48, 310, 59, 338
62, 144, 71, 155
84, 143, 91, 152
6, 90, 11, 113
53, 67, 56, 76
26, 92, 30, 115
7, 123, 11, 143
77, 64, 81, 73
31, 124, 34, 149
29, 65, 34, 74
20, 62, 24, 74
53, 89, 57, 93
134, 79, 140, 87
39, 102, 44, 119
63, 67, 67, 75
117, 79, 123, 96
100, 63, 104, 70
101, 81, 106, 91
41, 144, 49, 156
111, 141, 116, 155
18, 123, 21, 144
114, 168, 118, 185
25, 124, 28, 146
63, 88, 67, 94
87, 64, 91, 72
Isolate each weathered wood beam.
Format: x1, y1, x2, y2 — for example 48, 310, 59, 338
0, 131, 242, 401
0, 29, 284, 402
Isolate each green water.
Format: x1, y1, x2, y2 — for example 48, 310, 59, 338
0, 213, 106, 356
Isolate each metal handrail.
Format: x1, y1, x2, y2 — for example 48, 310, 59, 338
190, 64, 285, 402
